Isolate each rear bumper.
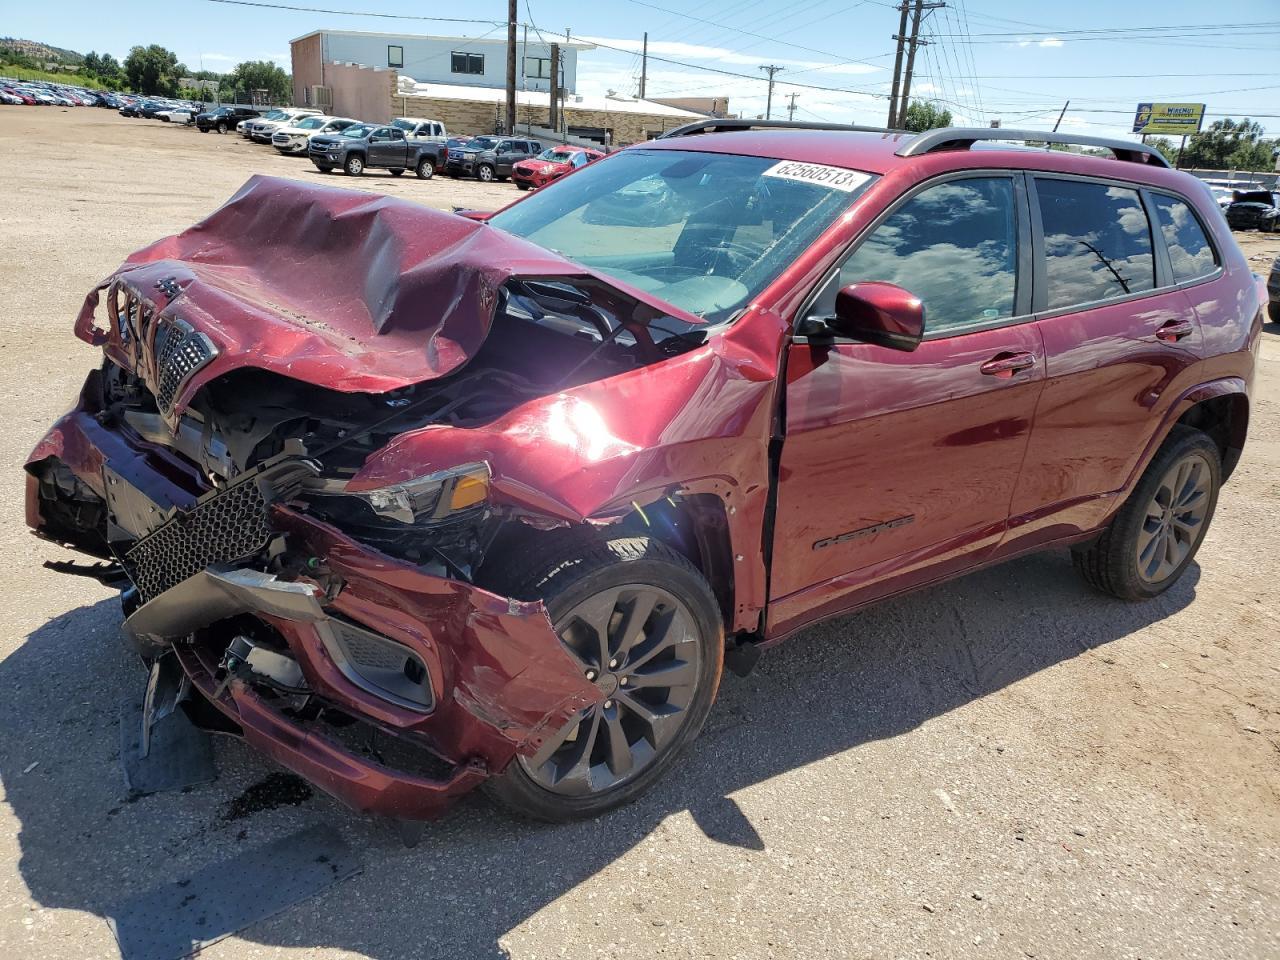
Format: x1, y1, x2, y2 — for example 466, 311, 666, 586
26, 382, 601, 820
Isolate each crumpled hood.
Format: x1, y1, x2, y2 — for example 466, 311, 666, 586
75, 175, 598, 400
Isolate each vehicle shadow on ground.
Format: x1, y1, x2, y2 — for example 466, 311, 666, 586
0, 549, 1198, 959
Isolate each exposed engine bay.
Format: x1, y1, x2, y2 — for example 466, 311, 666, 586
38, 273, 704, 590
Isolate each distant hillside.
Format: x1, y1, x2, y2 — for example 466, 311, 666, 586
0, 37, 85, 65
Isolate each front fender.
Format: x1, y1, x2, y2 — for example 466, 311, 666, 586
349, 311, 790, 631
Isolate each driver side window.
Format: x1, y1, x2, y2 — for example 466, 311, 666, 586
832, 176, 1019, 335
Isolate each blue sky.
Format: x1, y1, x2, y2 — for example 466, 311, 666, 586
6, 0, 1279, 138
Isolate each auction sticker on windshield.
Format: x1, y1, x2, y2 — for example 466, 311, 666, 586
762, 161, 870, 192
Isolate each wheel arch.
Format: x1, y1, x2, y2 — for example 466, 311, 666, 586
1123, 378, 1249, 497
480, 492, 739, 635
1174, 390, 1249, 481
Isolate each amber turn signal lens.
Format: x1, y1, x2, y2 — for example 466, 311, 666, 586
449, 472, 489, 511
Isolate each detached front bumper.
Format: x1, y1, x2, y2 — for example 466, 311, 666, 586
26, 386, 601, 821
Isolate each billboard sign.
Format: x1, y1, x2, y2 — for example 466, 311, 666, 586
1133, 103, 1206, 136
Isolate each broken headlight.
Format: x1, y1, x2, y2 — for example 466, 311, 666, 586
356, 462, 491, 524
302, 462, 491, 568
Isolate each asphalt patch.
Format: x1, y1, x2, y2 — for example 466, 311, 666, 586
106, 823, 361, 960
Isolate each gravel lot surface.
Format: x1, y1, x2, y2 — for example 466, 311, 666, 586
1, 108, 1278, 960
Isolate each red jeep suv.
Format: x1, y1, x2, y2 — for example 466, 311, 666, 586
26, 121, 1261, 825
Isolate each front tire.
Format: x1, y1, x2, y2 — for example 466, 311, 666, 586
1073, 425, 1220, 600
481, 532, 724, 822
477, 164, 495, 183
1268, 302, 1280, 324
215, 121, 227, 134
344, 155, 364, 176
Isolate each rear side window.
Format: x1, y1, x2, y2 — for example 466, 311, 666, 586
1151, 194, 1218, 282
1036, 178, 1154, 309
836, 176, 1018, 334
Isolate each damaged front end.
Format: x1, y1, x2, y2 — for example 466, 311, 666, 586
26, 177, 719, 820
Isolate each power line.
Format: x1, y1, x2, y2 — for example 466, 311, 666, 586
201, 0, 500, 25
613, 0, 890, 67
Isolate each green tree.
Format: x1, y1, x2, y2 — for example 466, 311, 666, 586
901, 100, 953, 132
1146, 136, 1180, 165
83, 50, 123, 84
227, 60, 292, 105
1180, 118, 1276, 171
123, 44, 182, 95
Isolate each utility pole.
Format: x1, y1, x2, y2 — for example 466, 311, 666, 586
1052, 99, 1070, 132
787, 92, 798, 121
639, 32, 647, 99
893, 1, 945, 129
887, 1, 910, 127
760, 64, 783, 120
549, 43, 560, 134
505, 0, 517, 135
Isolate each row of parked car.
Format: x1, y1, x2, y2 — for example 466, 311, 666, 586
164, 102, 609, 188
0, 76, 121, 107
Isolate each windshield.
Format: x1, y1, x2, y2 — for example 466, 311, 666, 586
391, 119, 417, 131
539, 149, 577, 162
488, 149, 875, 322
339, 124, 374, 139
467, 136, 499, 151
295, 117, 325, 130
262, 110, 286, 121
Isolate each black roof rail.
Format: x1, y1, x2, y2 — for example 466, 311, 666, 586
896, 127, 1171, 168
658, 118, 908, 139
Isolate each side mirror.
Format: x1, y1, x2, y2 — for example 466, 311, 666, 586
820, 281, 925, 351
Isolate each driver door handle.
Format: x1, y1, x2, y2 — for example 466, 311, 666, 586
979, 351, 1036, 378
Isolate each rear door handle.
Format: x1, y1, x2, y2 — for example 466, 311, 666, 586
979, 351, 1036, 377
1155, 319, 1195, 342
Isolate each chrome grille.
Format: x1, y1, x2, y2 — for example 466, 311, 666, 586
152, 319, 216, 414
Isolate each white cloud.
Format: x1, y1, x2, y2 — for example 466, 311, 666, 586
1017, 37, 1064, 48
200, 53, 235, 62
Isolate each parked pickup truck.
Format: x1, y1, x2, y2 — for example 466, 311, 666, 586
390, 116, 448, 141
308, 122, 445, 178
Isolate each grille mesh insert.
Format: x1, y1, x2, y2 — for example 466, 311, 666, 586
126, 478, 272, 603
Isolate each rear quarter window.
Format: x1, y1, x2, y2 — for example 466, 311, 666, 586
1035, 178, 1155, 310
1151, 194, 1218, 282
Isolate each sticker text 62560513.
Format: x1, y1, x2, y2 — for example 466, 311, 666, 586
762, 160, 871, 193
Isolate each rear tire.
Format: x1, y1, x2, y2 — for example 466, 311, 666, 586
314, 164, 333, 174
415, 158, 434, 180
1072, 425, 1220, 600
480, 531, 724, 822
1268, 302, 1280, 324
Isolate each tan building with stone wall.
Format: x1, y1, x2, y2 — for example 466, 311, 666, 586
299, 59, 704, 146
